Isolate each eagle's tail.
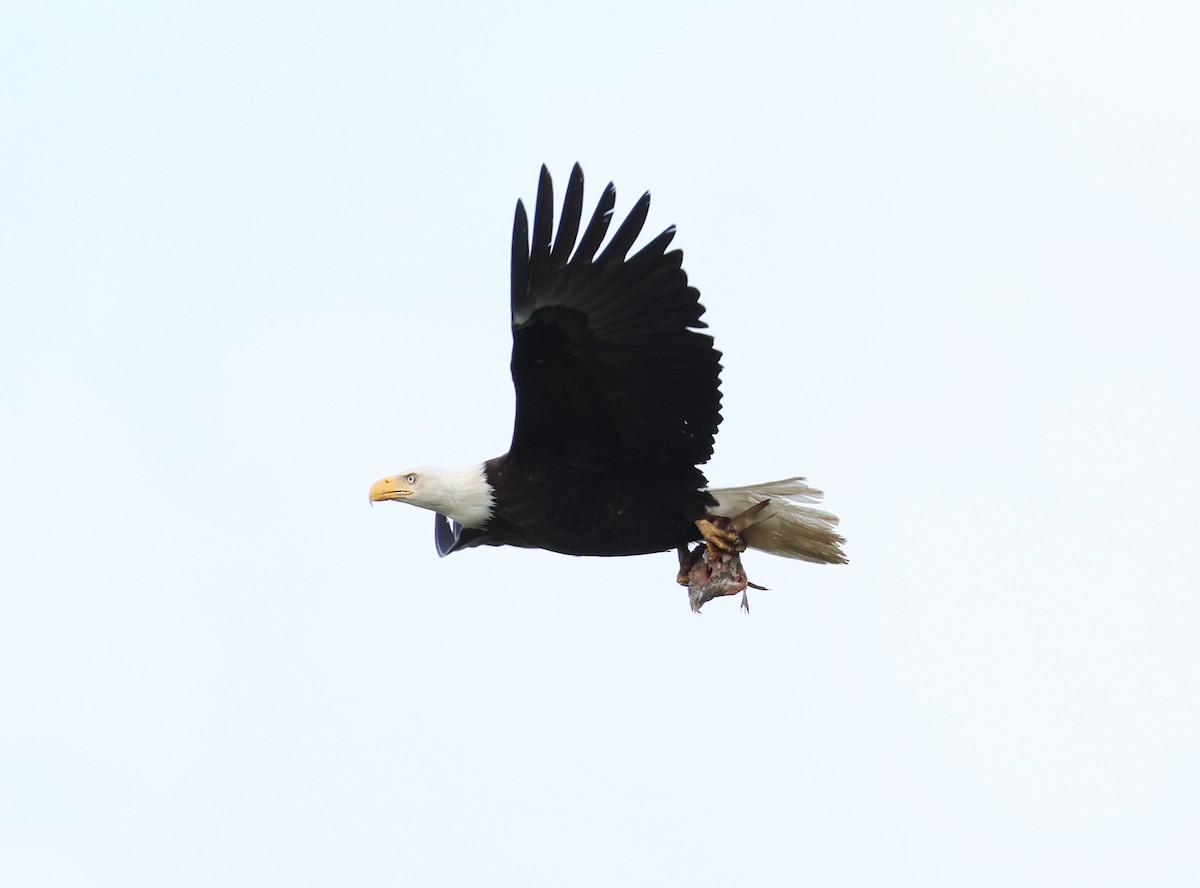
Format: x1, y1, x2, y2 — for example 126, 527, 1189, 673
705, 477, 847, 564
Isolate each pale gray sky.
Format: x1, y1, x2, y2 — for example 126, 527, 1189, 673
3, 2, 1198, 886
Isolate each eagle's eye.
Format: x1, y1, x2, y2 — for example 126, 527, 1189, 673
406, 474, 417, 485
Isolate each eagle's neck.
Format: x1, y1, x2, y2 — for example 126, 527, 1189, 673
434, 464, 495, 529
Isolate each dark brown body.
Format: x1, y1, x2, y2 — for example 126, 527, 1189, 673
452, 455, 716, 557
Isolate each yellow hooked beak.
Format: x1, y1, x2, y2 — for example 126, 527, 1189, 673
369, 476, 412, 504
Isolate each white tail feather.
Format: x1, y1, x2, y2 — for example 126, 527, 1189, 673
705, 477, 847, 564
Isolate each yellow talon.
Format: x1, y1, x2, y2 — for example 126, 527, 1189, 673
695, 516, 745, 556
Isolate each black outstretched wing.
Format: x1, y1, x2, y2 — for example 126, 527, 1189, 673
508, 164, 723, 469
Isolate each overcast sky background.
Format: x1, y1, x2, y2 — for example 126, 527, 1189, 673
3, 2, 1198, 886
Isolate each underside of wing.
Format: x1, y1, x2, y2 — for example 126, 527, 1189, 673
435, 512, 488, 556
508, 164, 723, 469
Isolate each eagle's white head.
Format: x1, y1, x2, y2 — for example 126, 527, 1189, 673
368, 464, 494, 529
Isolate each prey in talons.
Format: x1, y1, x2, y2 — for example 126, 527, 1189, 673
678, 501, 772, 613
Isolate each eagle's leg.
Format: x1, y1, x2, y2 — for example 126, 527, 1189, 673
676, 546, 695, 585
677, 543, 709, 584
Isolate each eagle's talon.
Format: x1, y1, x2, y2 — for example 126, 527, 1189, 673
695, 516, 745, 554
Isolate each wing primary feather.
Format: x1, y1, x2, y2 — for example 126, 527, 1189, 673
599, 190, 651, 265
510, 199, 530, 319
550, 163, 585, 267
574, 181, 616, 264
627, 225, 677, 265
529, 165, 554, 274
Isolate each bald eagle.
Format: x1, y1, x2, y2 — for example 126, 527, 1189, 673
370, 165, 845, 607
